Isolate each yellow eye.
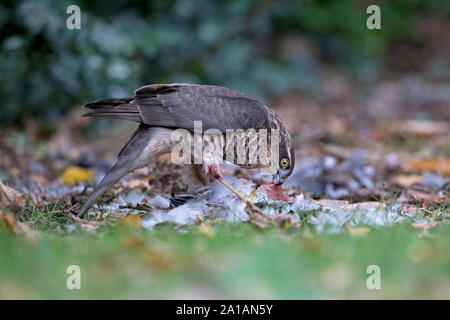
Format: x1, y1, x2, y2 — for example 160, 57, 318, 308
280, 158, 289, 169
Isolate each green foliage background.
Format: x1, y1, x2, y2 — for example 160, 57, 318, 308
0, 0, 447, 127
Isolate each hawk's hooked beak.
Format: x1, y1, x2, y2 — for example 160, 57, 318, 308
272, 172, 285, 185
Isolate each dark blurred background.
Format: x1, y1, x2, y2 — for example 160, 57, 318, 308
1, 0, 449, 131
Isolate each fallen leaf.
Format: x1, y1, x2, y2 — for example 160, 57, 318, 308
393, 174, 424, 188
412, 221, 438, 230
121, 179, 150, 190
400, 204, 420, 216
79, 223, 99, 232
342, 202, 386, 211
0, 209, 15, 232
0, 210, 37, 238
70, 215, 105, 225
404, 189, 446, 206
405, 157, 450, 176
62, 166, 95, 186
0, 180, 25, 207
346, 225, 370, 236
272, 214, 300, 229
198, 223, 216, 237
244, 202, 271, 228
245, 203, 300, 229
120, 214, 142, 228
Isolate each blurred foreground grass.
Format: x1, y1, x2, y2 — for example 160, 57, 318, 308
0, 221, 449, 299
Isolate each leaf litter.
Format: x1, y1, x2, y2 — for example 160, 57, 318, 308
0, 66, 448, 236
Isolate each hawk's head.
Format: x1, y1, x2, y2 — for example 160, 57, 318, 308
273, 131, 295, 185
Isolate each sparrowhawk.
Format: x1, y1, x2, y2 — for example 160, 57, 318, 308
77, 84, 295, 217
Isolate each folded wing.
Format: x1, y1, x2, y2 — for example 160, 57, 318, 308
83, 84, 269, 132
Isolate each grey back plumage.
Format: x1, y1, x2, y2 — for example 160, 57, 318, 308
83, 84, 270, 132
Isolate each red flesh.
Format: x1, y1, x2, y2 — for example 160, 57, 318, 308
261, 183, 293, 201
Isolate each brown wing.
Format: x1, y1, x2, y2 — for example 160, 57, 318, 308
83, 84, 269, 132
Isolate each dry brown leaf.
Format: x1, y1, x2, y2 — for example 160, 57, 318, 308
0, 209, 15, 232
411, 221, 438, 230
393, 174, 424, 188
121, 179, 150, 190
198, 223, 216, 237
405, 189, 446, 206
0, 210, 37, 238
272, 214, 300, 229
346, 225, 370, 236
79, 224, 99, 232
405, 157, 450, 176
245, 203, 300, 229
120, 214, 142, 228
342, 201, 386, 211
0, 180, 25, 207
400, 204, 420, 216
244, 202, 271, 228
70, 214, 108, 225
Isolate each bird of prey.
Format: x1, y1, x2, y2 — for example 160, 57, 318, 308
77, 84, 295, 217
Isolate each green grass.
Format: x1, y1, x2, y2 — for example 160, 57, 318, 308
0, 220, 449, 299
12, 200, 74, 232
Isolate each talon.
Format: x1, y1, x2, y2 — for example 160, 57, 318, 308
247, 189, 258, 201
237, 189, 257, 203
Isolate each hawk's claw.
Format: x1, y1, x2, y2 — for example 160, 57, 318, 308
243, 189, 258, 202
215, 174, 258, 203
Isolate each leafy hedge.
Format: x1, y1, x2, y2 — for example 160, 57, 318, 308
0, 0, 447, 127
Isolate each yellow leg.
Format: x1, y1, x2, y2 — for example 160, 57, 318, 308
217, 176, 257, 202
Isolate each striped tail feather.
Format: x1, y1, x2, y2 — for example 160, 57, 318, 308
82, 97, 142, 122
